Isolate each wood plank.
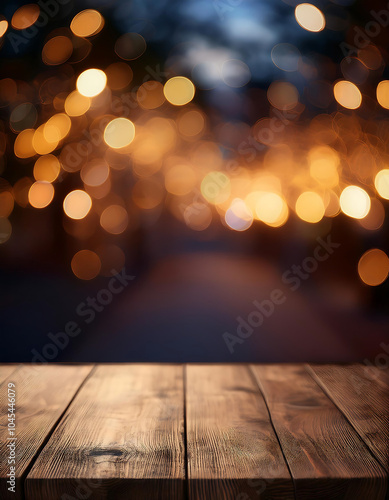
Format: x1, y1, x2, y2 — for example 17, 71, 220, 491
0, 364, 93, 500
0, 365, 18, 386
251, 364, 387, 500
186, 364, 294, 500
25, 364, 185, 500
307, 364, 389, 471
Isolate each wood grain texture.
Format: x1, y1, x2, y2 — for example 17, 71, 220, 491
0, 364, 92, 500
0, 364, 18, 385
25, 364, 185, 500
186, 364, 294, 500
307, 364, 389, 471
251, 364, 387, 500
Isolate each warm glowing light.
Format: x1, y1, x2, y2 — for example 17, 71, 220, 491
334, 81, 362, 109
340, 185, 370, 219
100, 205, 128, 234
376, 81, 389, 109
106, 62, 133, 90
71, 250, 101, 280
295, 191, 325, 223
201, 172, 231, 204
374, 169, 389, 199
255, 192, 289, 226
295, 3, 325, 32
14, 129, 36, 158
267, 81, 299, 111
0, 20, 8, 37
28, 181, 54, 209
63, 190, 92, 219
12, 4, 40, 30
64, 91, 91, 116
358, 249, 389, 286
104, 118, 135, 149
184, 203, 212, 231
76, 69, 107, 98
132, 179, 164, 209
33, 155, 61, 183
358, 199, 385, 231
70, 10, 104, 38
164, 77, 195, 106
42, 36, 73, 65
323, 191, 340, 217
32, 124, 58, 155
81, 159, 110, 187
137, 81, 165, 109
309, 146, 339, 188
165, 165, 197, 195
225, 199, 253, 231
178, 109, 205, 137
44, 113, 71, 142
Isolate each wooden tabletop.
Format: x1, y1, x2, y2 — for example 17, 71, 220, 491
0, 363, 388, 500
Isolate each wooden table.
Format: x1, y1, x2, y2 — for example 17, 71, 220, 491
0, 364, 388, 499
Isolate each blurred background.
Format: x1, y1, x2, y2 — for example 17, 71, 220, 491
0, 0, 388, 363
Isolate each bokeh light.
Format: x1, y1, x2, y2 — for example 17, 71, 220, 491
63, 190, 92, 219
295, 4, 325, 32
295, 191, 325, 223
70, 10, 104, 38
33, 155, 61, 183
42, 37, 73, 65
71, 250, 101, 280
76, 69, 107, 97
374, 169, 389, 199
358, 249, 389, 286
64, 91, 91, 116
12, 4, 40, 30
334, 81, 362, 109
104, 118, 135, 149
100, 205, 128, 234
201, 172, 231, 205
105, 62, 133, 90
28, 181, 55, 209
0, 20, 8, 37
267, 81, 299, 110
340, 185, 370, 219
14, 129, 36, 158
255, 192, 289, 227
177, 109, 205, 137
164, 77, 195, 106
376, 81, 389, 109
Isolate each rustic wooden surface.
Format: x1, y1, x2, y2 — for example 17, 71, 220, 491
307, 364, 389, 471
26, 364, 185, 500
0, 364, 92, 500
0, 363, 386, 500
0, 364, 18, 385
186, 364, 294, 499
251, 364, 387, 500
